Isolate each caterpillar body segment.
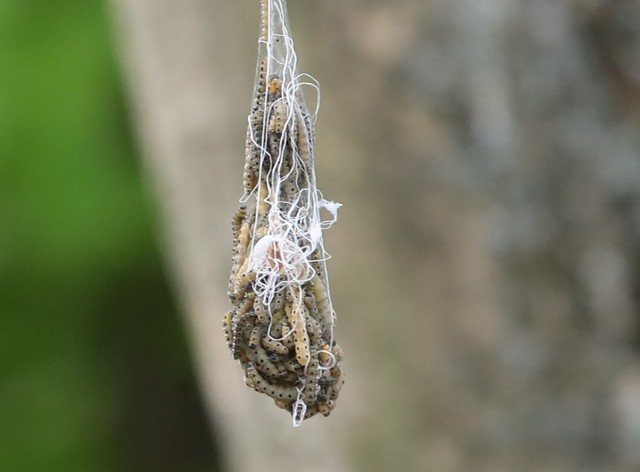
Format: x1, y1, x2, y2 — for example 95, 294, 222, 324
280, 322, 296, 349
252, 341, 288, 379
246, 364, 298, 402
262, 334, 290, 355
302, 352, 319, 406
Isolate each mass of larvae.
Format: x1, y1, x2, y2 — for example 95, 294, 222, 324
224, 56, 344, 422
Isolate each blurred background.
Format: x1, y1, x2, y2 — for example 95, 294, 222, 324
3, 0, 640, 471
0, 0, 217, 470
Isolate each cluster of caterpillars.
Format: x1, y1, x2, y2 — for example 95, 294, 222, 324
224, 52, 344, 425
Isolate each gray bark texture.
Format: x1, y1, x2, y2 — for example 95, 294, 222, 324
111, 0, 640, 471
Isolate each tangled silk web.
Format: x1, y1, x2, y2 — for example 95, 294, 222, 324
224, 0, 344, 427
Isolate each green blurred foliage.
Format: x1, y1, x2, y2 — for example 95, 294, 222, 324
0, 1, 218, 470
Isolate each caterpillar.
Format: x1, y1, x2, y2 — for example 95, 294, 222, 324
224, 0, 344, 426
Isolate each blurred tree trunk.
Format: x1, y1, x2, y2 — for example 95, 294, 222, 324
111, 0, 640, 471
109, 2, 351, 471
